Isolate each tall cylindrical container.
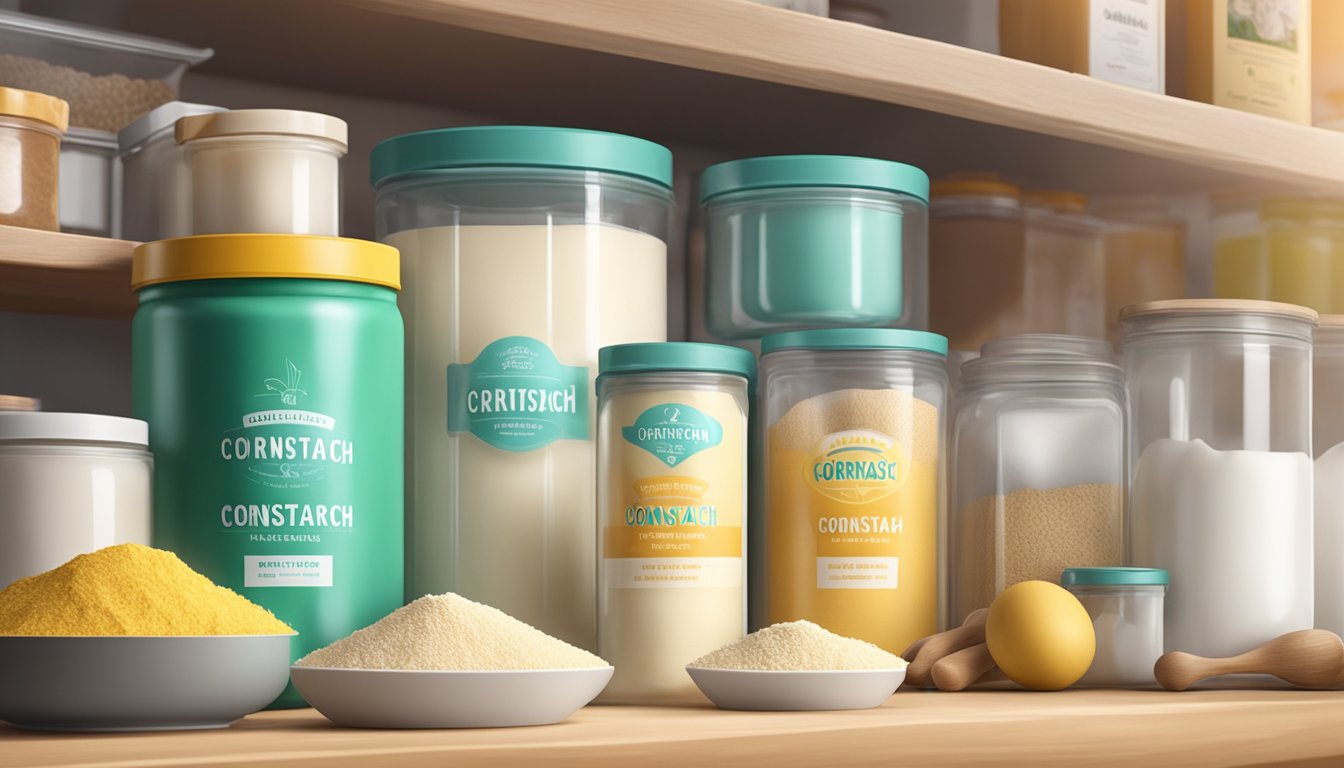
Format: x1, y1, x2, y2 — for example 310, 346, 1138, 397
372, 126, 673, 650
1314, 317, 1344, 637
132, 234, 404, 707
596, 343, 753, 703
952, 335, 1125, 622
760, 328, 948, 654
1122, 299, 1315, 658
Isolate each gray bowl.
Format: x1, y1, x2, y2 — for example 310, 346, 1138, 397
0, 635, 294, 731
685, 666, 906, 711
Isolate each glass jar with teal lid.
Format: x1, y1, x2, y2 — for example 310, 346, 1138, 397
758, 328, 948, 655
131, 234, 403, 707
1061, 567, 1168, 688
371, 126, 673, 652
595, 342, 753, 703
700, 155, 929, 339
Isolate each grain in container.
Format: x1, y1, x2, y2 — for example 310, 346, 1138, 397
596, 343, 753, 703
372, 126, 673, 650
177, 109, 346, 236
0, 86, 68, 231
760, 328, 948, 653
1123, 299, 1315, 658
118, 101, 224, 241
700, 155, 929, 339
0, 412, 151, 591
1314, 317, 1344, 638
59, 126, 119, 236
1061, 567, 1167, 688
1215, 198, 1344, 314
952, 335, 1125, 621
132, 234, 404, 707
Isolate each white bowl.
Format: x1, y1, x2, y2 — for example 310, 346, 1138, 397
685, 666, 906, 711
0, 635, 294, 731
290, 666, 614, 728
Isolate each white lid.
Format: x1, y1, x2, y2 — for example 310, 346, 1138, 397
176, 109, 348, 151
118, 101, 225, 154
0, 412, 148, 446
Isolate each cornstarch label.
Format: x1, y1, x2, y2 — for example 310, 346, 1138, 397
448, 336, 589, 451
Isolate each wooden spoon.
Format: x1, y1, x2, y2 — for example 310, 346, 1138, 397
1155, 629, 1344, 691
904, 609, 989, 688
931, 642, 997, 692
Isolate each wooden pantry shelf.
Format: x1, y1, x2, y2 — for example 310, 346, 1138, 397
0, 226, 135, 318
118, 0, 1344, 197
3, 689, 1344, 767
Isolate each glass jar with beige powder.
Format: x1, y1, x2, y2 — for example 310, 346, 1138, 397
596, 342, 753, 703
373, 127, 673, 651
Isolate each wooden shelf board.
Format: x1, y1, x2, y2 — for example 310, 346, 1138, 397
3, 689, 1344, 767
0, 226, 134, 318
113, 0, 1344, 196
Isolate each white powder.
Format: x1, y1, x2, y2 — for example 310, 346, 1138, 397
690, 621, 907, 671
294, 593, 609, 671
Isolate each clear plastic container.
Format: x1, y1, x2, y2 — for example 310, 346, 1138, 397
0, 85, 68, 231
596, 343, 752, 703
700, 155, 929, 339
118, 101, 224, 241
760, 328, 948, 654
1062, 567, 1167, 688
59, 126, 118, 236
178, 110, 347, 236
1123, 299, 1316, 657
1093, 198, 1187, 344
373, 126, 674, 651
952, 335, 1125, 621
0, 9, 211, 131
1215, 198, 1344, 314
1314, 317, 1344, 639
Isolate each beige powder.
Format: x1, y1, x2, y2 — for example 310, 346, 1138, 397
691, 620, 906, 671
957, 483, 1122, 617
295, 593, 609, 671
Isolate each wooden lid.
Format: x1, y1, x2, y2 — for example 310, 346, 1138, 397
0, 395, 40, 412
1119, 299, 1318, 324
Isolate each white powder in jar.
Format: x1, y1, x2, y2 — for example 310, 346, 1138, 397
690, 620, 907, 671
294, 593, 609, 671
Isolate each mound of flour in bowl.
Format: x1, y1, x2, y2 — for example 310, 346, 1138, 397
295, 593, 608, 671
690, 620, 906, 671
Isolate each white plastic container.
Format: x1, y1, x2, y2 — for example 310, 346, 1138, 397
59, 126, 119, 237
178, 109, 347, 236
118, 101, 224, 241
0, 412, 152, 590
1062, 567, 1167, 688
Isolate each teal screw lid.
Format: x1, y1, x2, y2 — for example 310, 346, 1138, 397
371, 126, 673, 189
1061, 567, 1170, 587
599, 342, 756, 380
760, 328, 948, 357
699, 155, 930, 204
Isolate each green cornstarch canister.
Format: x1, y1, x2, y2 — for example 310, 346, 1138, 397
131, 234, 403, 708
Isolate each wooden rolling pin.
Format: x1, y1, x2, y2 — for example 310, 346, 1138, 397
1155, 629, 1344, 691
904, 609, 989, 688
931, 643, 997, 692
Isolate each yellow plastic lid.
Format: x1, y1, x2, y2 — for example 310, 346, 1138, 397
1119, 298, 1318, 324
932, 172, 1020, 199
1024, 188, 1089, 212
0, 86, 69, 132
132, 235, 399, 291
175, 109, 348, 151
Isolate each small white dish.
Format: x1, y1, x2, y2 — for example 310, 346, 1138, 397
290, 666, 614, 728
0, 634, 293, 731
685, 666, 906, 711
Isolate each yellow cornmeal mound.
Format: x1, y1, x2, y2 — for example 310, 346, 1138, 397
0, 544, 292, 636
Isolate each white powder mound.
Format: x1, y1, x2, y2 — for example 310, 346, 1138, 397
295, 593, 609, 671
690, 621, 907, 671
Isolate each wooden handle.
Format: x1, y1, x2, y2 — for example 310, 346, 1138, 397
905, 609, 989, 688
1155, 629, 1344, 691
931, 643, 997, 692
902, 609, 987, 661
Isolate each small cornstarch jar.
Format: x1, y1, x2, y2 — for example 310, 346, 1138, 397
1062, 567, 1168, 688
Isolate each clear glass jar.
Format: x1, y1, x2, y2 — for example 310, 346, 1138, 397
595, 343, 752, 703
178, 109, 346, 236
700, 155, 929, 339
373, 126, 674, 651
1315, 317, 1344, 639
1092, 197, 1187, 344
1062, 567, 1168, 688
952, 335, 1125, 622
1215, 198, 1344, 314
760, 328, 948, 654
1123, 299, 1316, 658
0, 86, 67, 230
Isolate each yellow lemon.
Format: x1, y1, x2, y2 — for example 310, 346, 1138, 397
986, 580, 1095, 691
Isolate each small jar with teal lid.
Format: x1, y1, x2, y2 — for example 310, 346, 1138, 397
699, 154, 929, 339
758, 328, 948, 656
595, 342, 753, 704
1061, 567, 1168, 688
